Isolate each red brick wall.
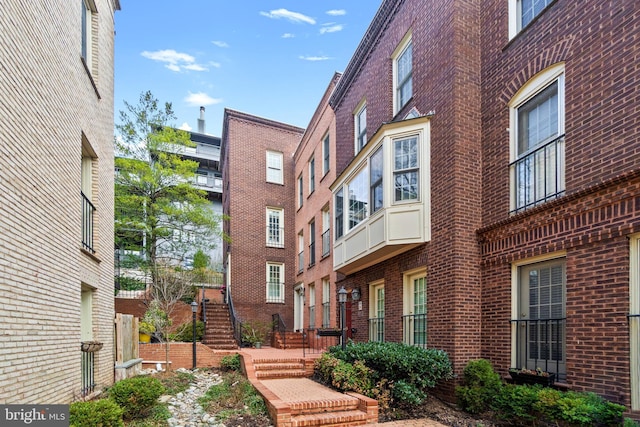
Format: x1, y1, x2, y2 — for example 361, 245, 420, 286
329, 0, 484, 389
139, 343, 235, 370
221, 110, 304, 327
479, 0, 640, 408
294, 74, 341, 330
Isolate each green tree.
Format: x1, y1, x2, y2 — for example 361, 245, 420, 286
115, 91, 222, 286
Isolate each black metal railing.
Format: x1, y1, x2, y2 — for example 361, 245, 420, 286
81, 350, 95, 397
266, 281, 285, 303
510, 318, 566, 381
227, 293, 242, 345
81, 191, 95, 253
368, 317, 385, 342
510, 135, 565, 214
321, 229, 330, 257
267, 227, 285, 248
272, 313, 287, 349
298, 251, 304, 273
308, 241, 316, 267
302, 327, 340, 357
402, 313, 427, 347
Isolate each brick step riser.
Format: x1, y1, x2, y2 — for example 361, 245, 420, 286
290, 410, 368, 427
290, 402, 360, 416
254, 364, 304, 371
255, 371, 309, 380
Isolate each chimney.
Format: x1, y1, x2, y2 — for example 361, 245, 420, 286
197, 106, 205, 134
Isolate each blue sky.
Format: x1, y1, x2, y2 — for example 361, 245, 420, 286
114, 1, 382, 137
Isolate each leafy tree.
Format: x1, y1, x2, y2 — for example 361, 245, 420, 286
115, 90, 222, 286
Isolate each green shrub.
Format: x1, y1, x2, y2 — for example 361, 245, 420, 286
455, 359, 503, 414
331, 360, 374, 395
329, 341, 453, 389
69, 399, 123, 427
169, 320, 205, 342
116, 276, 146, 291
624, 418, 640, 427
491, 383, 541, 424
220, 354, 241, 372
313, 353, 341, 385
392, 379, 426, 406
108, 376, 165, 419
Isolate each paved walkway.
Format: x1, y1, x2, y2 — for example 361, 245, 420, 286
240, 347, 448, 427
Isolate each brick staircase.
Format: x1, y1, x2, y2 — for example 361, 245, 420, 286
202, 302, 238, 350
243, 352, 378, 426
271, 330, 308, 349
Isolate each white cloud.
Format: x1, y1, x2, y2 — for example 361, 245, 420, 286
141, 49, 208, 72
260, 9, 316, 25
299, 55, 331, 61
179, 122, 192, 131
282, 33, 296, 39
326, 9, 346, 16
211, 40, 229, 48
184, 92, 223, 107
320, 24, 343, 34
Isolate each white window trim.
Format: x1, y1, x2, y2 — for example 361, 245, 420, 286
298, 174, 304, 208
309, 156, 315, 194
322, 132, 331, 176
266, 262, 285, 303
402, 268, 427, 346
630, 234, 640, 410
508, 63, 565, 212
354, 100, 367, 153
266, 207, 284, 247
82, 0, 97, 70
266, 151, 284, 184
392, 31, 413, 115
510, 251, 566, 370
508, 0, 554, 39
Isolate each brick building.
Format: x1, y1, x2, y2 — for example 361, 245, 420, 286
324, 0, 640, 413
293, 73, 342, 333
0, 0, 120, 402
220, 110, 304, 329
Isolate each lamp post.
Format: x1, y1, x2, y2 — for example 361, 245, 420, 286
191, 301, 198, 369
338, 286, 347, 350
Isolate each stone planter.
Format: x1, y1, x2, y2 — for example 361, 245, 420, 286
81, 341, 104, 353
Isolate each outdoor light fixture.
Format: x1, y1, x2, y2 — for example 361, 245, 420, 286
338, 287, 347, 350
351, 288, 361, 301
191, 301, 198, 369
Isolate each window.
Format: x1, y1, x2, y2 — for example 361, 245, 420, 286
322, 278, 331, 328
308, 220, 316, 267
266, 151, 283, 184
370, 147, 383, 213
630, 235, 640, 410
81, 0, 95, 69
334, 189, 344, 239
348, 167, 368, 230
403, 271, 426, 347
393, 35, 413, 114
298, 232, 304, 273
369, 282, 385, 342
322, 133, 330, 175
308, 283, 316, 330
321, 206, 331, 257
513, 258, 566, 380
517, 0, 553, 33
266, 208, 284, 248
82, 136, 96, 253
510, 64, 565, 213
355, 103, 367, 153
266, 263, 284, 303
394, 136, 419, 201
309, 156, 315, 194
297, 174, 304, 208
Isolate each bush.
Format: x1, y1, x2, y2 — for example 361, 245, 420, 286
329, 341, 453, 389
313, 353, 341, 385
108, 376, 165, 419
169, 320, 205, 342
491, 383, 541, 424
331, 359, 374, 395
220, 354, 241, 372
456, 359, 503, 414
69, 399, 123, 427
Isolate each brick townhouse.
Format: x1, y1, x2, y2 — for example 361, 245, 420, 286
220, 109, 304, 329
293, 73, 343, 334
324, 0, 640, 412
0, 0, 120, 402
